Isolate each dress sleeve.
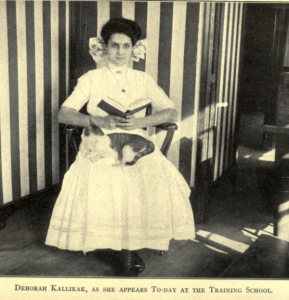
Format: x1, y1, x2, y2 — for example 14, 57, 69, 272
61, 72, 92, 111
145, 73, 176, 112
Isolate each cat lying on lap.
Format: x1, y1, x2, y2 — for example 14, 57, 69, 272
79, 120, 155, 166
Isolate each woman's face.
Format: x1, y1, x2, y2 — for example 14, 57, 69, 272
107, 33, 132, 67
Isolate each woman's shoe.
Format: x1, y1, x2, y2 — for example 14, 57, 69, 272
119, 250, 145, 275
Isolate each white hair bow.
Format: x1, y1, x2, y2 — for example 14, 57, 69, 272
89, 37, 147, 63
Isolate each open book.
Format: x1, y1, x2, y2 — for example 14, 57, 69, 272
97, 96, 152, 118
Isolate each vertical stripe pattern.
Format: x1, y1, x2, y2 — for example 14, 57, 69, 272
65, 1, 69, 98
213, 3, 244, 181
167, 2, 187, 168
0, 1, 244, 206
225, 3, 238, 170
219, 3, 234, 174
43, 1, 52, 188
134, 2, 147, 72
59, 1, 68, 178
180, 2, 199, 184
214, 3, 228, 181
26, 1, 37, 194
155, 3, 173, 148
7, 1, 21, 200
35, 1, 45, 191
110, 2, 122, 19
51, 2, 59, 184
0, 1, 13, 204
190, 3, 205, 187
16, 1, 29, 197
145, 2, 160, 140
1, 1, 69, 204
122, 1, 135, 70
97, 1, 110, 70
231, 4, 244, 164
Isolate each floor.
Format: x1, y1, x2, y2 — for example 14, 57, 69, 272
0, 112, 278, 278
221, 234, 289, 278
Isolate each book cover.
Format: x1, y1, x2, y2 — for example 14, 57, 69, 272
97, 97, 152, 118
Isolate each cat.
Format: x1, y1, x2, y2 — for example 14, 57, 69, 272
80, 120, 155, 166
80, 124, 117, 164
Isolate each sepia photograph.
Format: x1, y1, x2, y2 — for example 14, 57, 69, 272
0, 0, 289, 299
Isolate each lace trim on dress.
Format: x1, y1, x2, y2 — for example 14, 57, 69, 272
50, 219, 193, 232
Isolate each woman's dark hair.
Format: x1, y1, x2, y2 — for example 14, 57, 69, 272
101, 17, 142, 46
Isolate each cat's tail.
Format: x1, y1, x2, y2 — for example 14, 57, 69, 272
126, 142, 155, 166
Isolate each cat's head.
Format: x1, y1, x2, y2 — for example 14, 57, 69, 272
81, 119, 113, 160
84, 119, 105, 137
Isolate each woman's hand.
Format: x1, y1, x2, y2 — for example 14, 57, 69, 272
101, 115, 125, 130
118, 115, 143, 130
117, 108, 178, 130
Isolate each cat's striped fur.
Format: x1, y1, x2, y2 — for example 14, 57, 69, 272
83, 120, 155, 166
107, 132, 155, 166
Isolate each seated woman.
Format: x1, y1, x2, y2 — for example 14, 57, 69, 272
45, 17, 196, 276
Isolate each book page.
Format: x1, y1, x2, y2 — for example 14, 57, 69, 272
128, 98, 152, 110
105, 96, 126, 111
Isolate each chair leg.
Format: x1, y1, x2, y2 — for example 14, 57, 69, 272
65, 132, 69, 172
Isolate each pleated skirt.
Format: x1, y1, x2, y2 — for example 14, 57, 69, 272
45, 145, 195, 253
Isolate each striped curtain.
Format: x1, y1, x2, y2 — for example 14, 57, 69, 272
0, 1, 244, 207
0, 1, 69, 205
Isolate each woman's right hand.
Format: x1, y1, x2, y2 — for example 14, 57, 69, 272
100, 115, 125, 130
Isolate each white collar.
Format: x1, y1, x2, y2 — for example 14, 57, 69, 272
108, 61, 128, 74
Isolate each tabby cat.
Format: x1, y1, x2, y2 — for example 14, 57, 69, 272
80, 120, 155, 166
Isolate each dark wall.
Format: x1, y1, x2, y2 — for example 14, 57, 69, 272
238, 4, 289, 126
238, 4, 276, 113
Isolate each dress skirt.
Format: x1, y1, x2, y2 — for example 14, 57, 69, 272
45, 137, 196, 253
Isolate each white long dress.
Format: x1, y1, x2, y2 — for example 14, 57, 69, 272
45, 63, 196, 253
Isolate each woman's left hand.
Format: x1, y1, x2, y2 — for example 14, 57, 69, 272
117, 115, 142, 130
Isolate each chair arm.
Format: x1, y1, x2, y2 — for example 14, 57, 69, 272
155, 123, 178, 157
65, 124, 79, 133
65, 125, 80, 171
155, 122, 178, 131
